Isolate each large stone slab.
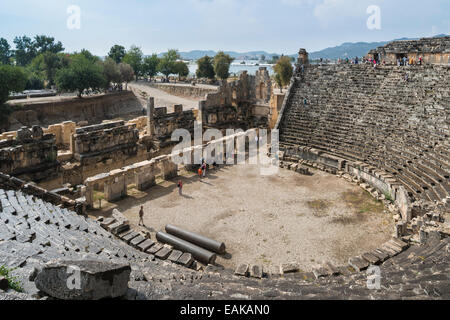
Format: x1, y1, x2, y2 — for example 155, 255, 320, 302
35, 260, 131, 300
348, 256, 369, 272
234, 264, 249, 277
177, 253, 194, 267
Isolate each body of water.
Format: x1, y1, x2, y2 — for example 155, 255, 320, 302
188, 60, 275, 77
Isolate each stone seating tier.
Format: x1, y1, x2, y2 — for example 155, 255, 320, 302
279, 64, 449, 203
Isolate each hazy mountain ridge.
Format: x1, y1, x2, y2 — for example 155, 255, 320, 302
166, 34, 448, 61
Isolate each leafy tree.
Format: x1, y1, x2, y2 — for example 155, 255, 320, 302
119, 63, 134, 90
55, 55, 105, 98
142, 54, 160, 80
174, 61, 189, 80
42, 52, 61, 86
0, 38, 11, 65
196, 56, 215, 79
79, 49, 100, 63
25, 72, 45, 90
123, 46, 143, 81
13, 36, 36, 66
33, 35, 64, 54
108, 45, 126, 64
158, 49, 180, 80
0, 65, 27, 123
102, 58, 121, 88
273, 56, 293, 93
213, 51, 234, 80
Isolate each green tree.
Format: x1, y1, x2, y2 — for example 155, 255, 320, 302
174, 61, 189, 80
33, 35, 64, 54
142, 54, 160, 80
0, 38, 11, 65
55, 54, 105, 98
119, 63, 134, 90
196, 56, 215, 79
13, 36, 36, 66
102, 58, 121, 89
273, 56, 293, 93
108, 45, 126, 64
123, 45, 143, 81
213, 51, 234, 80
0, 65, 27, 123
158, 49, 180, 80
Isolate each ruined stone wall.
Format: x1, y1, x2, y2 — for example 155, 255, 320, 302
200, 69, 272, 130
368, 36, 450, 64
73, 121, 140, 166
152, 106, 198, 148
4, 91, 143, 132
0, 126, 59, 182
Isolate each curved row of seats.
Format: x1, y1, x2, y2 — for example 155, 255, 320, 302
280, 64, 449, 203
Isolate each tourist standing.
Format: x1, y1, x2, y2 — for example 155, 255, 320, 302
202, 163, 207, 178
138, 206, 145, 227
198, 167, 203, 179
177, 180, 183, 196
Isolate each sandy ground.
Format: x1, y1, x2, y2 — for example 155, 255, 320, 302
128, 82, 201, 112
112, 163, 393, 272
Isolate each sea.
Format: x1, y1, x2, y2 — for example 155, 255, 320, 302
187, 60, 275, 77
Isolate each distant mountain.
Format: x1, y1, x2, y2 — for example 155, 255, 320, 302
159, 34, 448, 61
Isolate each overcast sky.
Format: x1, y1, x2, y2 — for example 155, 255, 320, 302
0, 0, 448, 55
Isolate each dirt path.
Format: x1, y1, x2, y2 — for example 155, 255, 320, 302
129, 82, 200, 112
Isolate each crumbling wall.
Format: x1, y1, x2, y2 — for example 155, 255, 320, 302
200, 69, 272, 130
152, 106, 197, 147
367, 36, 450, 64
73, 121, 140, 166
0, 126, 60, 182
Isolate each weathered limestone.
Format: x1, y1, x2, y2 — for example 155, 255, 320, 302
0, 127, 59, 182
104, 170, 127, 202
35, 260, 131, 300
73, 121, 139, 166
367, 36, 450, 65
147, 97, 155, 138
134, 160, 157, 191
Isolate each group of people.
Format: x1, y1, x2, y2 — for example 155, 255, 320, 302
397, 56, 423, 67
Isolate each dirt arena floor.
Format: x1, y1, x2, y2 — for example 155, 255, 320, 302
115, 163, 394, 272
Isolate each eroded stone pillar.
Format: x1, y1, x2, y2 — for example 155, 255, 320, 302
104, 170, 127, 202
83, 184, 94, 207
161, 155, 178, 180
135, 161, 156, 191
147, 97, 156, 137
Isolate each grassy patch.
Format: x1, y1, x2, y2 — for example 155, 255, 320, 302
307, 199, 332, 217
342, 190, 384, 214
0, 265, 23, 293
